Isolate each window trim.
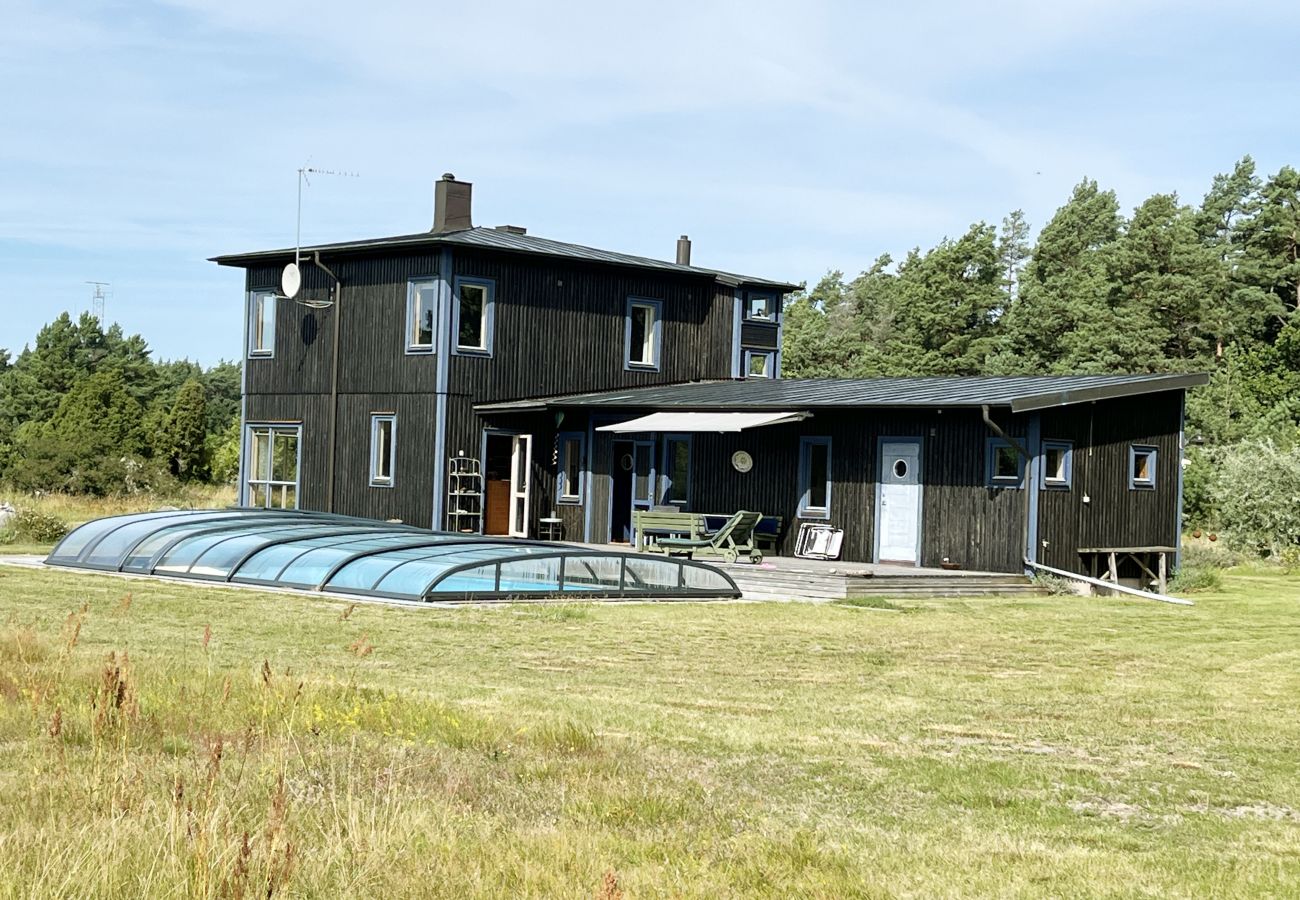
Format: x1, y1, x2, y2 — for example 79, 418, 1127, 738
1129, 444, 1157, 491
985, 437, 1025, 489
369, 413, 397, 488
247, 290, 277, 358
746, 291, 777, 322
660, 433, 692, 508
243, 423, 302, 509
451, 275, 495, 356
557, 430, 585, 505
623, 296, 664, 371
797, 436, 833, 519
743, 349, 775, 379
405, 277, 439, 354
1040, 440, 1073, 491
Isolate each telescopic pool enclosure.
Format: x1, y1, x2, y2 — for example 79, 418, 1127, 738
46, 509, 741, 603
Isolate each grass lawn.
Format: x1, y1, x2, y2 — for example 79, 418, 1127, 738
0, 564, 1297, 898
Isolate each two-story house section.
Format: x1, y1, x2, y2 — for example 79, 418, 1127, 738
212, 174, 796, 537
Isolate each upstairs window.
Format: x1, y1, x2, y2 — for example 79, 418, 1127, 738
454, 277, 494, 354
370, 414, 396, 487
407, 279, 438, 352
798, 436, 832, 518
557, 431, 585, 504
1129, 444, 1157, 490
1041, 440, 1073, 490
746, 292, 775, 321
986, 438, 1024, 488
625, 297, 663, 371
248, 291, 276, 357
744, 350, 775, 379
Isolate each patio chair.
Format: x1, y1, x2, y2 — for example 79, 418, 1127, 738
653, 510, 764, 564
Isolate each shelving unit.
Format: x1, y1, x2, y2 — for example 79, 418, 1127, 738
445, 454, 483, 534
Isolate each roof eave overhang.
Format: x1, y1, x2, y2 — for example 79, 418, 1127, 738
1008, 373, 1210, 413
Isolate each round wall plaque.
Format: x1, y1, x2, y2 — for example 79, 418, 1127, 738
731, 450, 753, 473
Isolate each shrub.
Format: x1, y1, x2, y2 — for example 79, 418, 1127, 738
1031, 573, 1076, 595
1211, 440, 1300, 557
1179, 540, 1246, 571
1170, 564, 1223, 594
11, 509, 68, 544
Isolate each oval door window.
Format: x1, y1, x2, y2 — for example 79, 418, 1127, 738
893, 459, 908, 478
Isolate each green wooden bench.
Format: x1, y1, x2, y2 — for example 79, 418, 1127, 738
633, 510, 704, 552
649, 510, 764, 564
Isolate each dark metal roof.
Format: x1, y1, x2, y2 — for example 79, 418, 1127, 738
210, 226, 798, 292
476, 373, 1209, 415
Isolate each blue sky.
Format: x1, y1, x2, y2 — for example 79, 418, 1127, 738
2, 0, 1296, 366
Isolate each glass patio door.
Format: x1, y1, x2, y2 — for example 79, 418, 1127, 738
509, 434, 532, 537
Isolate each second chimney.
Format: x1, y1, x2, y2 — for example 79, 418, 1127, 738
432, 173, 473, 233
676, 234, 691, 266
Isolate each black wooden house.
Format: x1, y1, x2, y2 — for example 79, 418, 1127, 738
213, 175, 1206, 578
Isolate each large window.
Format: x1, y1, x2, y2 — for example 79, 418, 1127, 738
985, 438, 1024, 488
624, 297, 663, 370
248, 291, 276, 357
557, 431, 585, 504
798, 436, 832, 519
370, 414, 396, 487
1041, 440, 1073, 490
453, 277, 494, 354
661, 434, 691, 507
407, 279, 438, 351
1129, 444, 1157, 490
246, 425, 300, 509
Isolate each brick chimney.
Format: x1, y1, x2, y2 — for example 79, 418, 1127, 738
432, 173, 472, 233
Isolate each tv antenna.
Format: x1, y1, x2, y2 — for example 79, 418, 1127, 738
85, 281, 110, 321
285, 164, 359, 307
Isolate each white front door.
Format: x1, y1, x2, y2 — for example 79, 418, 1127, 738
509, 434, 532, 537
877, 440, 922, 564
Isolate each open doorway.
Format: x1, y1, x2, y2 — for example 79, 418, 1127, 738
483, 432, 532, 537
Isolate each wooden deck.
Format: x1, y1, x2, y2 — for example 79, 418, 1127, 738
579, 543, 1046, 602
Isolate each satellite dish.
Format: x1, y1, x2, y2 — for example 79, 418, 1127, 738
281, 262, 302, 299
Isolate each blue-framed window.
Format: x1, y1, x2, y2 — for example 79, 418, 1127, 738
746, 292, 776, 321
661, 434, 691, 507
248, 290, 276, 358
557, 431, 585, 504
1041, 440, 1073, 490
624, 297, 663, 371
1129, 444, 1157, 490
245, 423, 300, 509
798, 436, 832, 519
406, 278, 438, 352
452, 276, 494, 355
985, 438, 1024, 488
744, 349, 776, 379
369, 414, 397, 488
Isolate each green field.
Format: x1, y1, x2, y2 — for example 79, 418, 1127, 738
0, 563, 1297, 898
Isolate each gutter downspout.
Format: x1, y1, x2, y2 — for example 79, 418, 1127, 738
314, 251, 343, 513
982, 404, 1034, 574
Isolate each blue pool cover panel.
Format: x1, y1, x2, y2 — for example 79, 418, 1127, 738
46, 509, 740, 601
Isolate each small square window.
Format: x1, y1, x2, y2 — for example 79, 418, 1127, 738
1130, 445, 1157, 490
986, 438, 1024, 488
1041, 440, 1072, 490
370, 414, 396, 487
744, 350, 774, 378
747, 293, 775, 320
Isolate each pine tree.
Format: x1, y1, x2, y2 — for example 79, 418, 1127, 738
161, 378, 210, 479
996, 209, 1032, 308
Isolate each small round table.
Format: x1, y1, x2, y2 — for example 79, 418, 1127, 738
538, 517, 565, 541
